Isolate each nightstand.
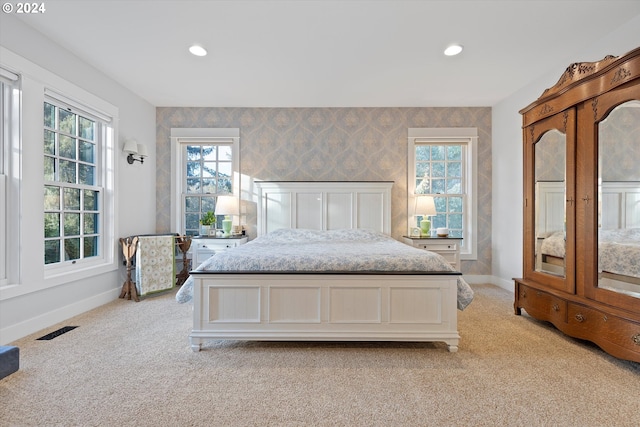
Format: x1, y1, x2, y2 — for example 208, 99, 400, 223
190, 236, 248, 265
402, 236, 462, 270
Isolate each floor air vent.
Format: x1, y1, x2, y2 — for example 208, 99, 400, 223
36, 326, 78, 341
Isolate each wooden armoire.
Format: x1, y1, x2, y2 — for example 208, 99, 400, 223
514, 47, 640, 363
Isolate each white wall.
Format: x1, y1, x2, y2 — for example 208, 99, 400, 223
0, 15, 156, 344
491, 15, 640, 291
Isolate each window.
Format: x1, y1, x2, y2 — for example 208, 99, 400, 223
43, 97, 108, 266
408, 128, 478, 260
171, 128, 239, 235
414, 144, 465, 237
0, 67, 20, 286
183, 143, 233, 235
1, 47, 118, 296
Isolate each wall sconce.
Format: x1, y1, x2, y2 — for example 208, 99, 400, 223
414, 195, 437, 236
123, 140, 148, 164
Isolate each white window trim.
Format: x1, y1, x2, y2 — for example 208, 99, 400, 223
408, 128, 478, 260
0, 66, 20, 287
42, 94, 114, 276
170, 128, 240, 234
0, 172, 6, 287
0, 47, 118, 300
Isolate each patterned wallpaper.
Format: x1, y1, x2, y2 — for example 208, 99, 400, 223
600, 104, 640, 181
535, 129, 565, 181
155, 107, 492, 274
532, 104, 638, 259
535, 105, 640, 182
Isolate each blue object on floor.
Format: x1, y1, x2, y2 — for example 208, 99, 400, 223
0, 346, 19, 379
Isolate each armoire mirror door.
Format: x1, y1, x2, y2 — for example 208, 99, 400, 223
524, 110, 576, 294
535, 129, 566, 277
580, 82, 640, 312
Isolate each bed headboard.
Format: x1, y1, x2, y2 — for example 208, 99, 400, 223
255, 181, 393, 236
537, 181, 640, 232
600, 181, 640, 229
536, 181, 565, 235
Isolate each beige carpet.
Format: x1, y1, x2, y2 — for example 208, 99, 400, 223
1, 283, 638, 427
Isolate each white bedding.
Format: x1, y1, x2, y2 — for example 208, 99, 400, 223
176, 228, 474, 310
538, 228, 640, 278
539, 230, 566, 258
598, 228, 640, 278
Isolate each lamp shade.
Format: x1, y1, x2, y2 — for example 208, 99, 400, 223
136, 144, 148, 158
216, 195, 239, 216
123, 139, 138, 154
414, 195, 436, 216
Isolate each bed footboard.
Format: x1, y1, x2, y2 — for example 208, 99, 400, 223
189, 273, 460, 352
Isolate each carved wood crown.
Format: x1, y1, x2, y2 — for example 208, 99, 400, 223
520, 47, 640, 125
540, 54, 618, 99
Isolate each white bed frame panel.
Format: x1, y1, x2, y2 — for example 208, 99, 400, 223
189, 181, 461, 352
190, 274, 459, 348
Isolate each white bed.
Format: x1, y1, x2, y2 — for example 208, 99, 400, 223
537, 229, 640, 276
177, 181, 473, 352
535, 181, 640, 294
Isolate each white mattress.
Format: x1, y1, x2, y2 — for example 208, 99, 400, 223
176, 228, 474, 310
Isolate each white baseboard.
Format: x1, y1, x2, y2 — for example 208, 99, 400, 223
0, 288, 120, 345
464, 274, 514, 293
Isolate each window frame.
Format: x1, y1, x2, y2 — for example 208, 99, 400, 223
0, 67, 21, 287
414, 143, 466, 238
42, 92, 115, 277
43, 97, 104, 266
0, 46, 119, 299
408, 128, 478, 260
170, 128, 240, 235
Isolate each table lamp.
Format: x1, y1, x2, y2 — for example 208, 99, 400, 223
215, 195, 239, 236
414, 195, 436, 236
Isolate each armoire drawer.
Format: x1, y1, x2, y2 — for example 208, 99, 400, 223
566, 304, 604, 337
568, 303, 640, 353
517, 284, 567, 324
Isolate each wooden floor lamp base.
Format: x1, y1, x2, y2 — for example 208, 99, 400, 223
119, 236, 139, 302
119, 278, 139, 302
175, 236, 192, 287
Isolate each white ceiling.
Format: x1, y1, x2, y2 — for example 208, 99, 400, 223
13, 0, 640, 107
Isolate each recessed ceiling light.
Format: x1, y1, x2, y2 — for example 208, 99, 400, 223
444, 44, 463, 56
189, 45, 207, 57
